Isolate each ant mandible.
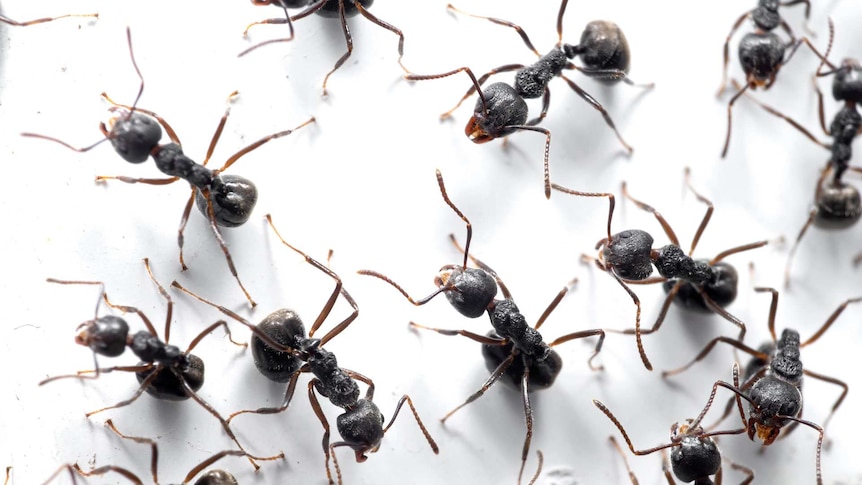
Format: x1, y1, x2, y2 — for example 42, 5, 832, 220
240, 0, 407, 96
403, 0, 651, 198
555, 168, 771, 371
360, 170, 605, 484
172, 214, 439, 485
21, 28, 315, 307
38, 260, 282, 471
662, 287, 862, 484
730, 20, 862, 285
718, 0, 825, 157
596, 363, 755, 485
42, 419, 255, 485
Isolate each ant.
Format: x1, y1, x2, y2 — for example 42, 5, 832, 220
596, 363, 754, 485
728, 20, 862, 285
21, 28, 315, 308
557, 168, 771, 371
43, 419, 257, 484
359, 171, 605, 483
241, 0, 406, 96
38, 260, 281, 470
0, 11, 97, 27
662, 287, 862, 484
718, 0, 826, 157
172, 214, 439, 485
403, 0, 651, 198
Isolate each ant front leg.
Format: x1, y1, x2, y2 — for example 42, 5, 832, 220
441, 351, 516, 423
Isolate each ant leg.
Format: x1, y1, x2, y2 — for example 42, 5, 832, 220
610, 281, 682, 347
608, 436, 640, 484
228, 367, 304, 423
621, 181, 680, 246
40, 363, 154, 386
778, 416, 824, 485
104, 419, 159, 484
717, 13, 751, 97
289, 0, 327, 21
380, 395, 439, 454
800, 296, 862, 347
854, 251, 862, 266
183, 450, 256, 484
593, 400, 679, 455
436, 169, 473, 270
784, 209, 817, 288
142, 258, 174, 342
662, 337, 768, 378
801, 368, 847, 434
320, 2, 353, 97
354, 2, 407, 73
201, 188, 256, 307
242, 1, 293, 38
85, 367, 162, 417
94, 175, 180, 185
343, 369, 375, 400
507, 124, 553, 198
177, 190, 196, 272
408, 321, 509, 345
534, 277, 577, 331
552, 184, 616, 243
201, 91, 239, 168
45, 278, 106, 324
447, 3, 541, 57
722, 456, 755, 485
690, 363, 746, 431
525, 88, 551, 126
559, 74, 633, 153
0, 12, 98, 27
684, 167, 714, 255
699, 290, 747, 341
517, 367, 534, 485
57, 463, 142, 485
660, 450, 676, 484
215, 117, 316, 174
608, 269, 652, 370
525, 450, 544, 485
548, 328, 605, 371
441, 352, 516, 423
720, 81, 751, 158
308, 382, 337, 484
185, 319, 247, 353
356, 269, 452, 306
265, 214, 358, 343
710, 240, 770, 265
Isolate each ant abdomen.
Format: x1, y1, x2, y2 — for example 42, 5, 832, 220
194, 469, 239, 485
664, 261, 739, 312
194, 174, 259, 227
436, 266, 498, 318
109, 113, 162, 164
467, 82, 528, 142
337, 398, 385, 459
317, 0, 374, 19
135, 353, 205, 401
77, 315, 129, 357
738, 32, 785, 84
573, 20, 631, 79
813, 182, 862, 229
481, 331, 563, 390
602, 229, 654, 280
251, 308, 306, 383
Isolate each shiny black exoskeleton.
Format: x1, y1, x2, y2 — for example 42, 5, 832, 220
173, 216, 438, 485
404, 0, 647, 198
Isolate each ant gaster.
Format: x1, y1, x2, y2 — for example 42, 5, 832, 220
38, 260, 281, 470
662, 287, 862, 485
730, 21, 862, 284
360, 170, 605, 483
42, 419, 255, 485
596, 364, 754, 485
718, 0, 823, 157
556, 168, 770, 370
403, 0, 650, 198
172, 214, 438, 485
241, 0, 406, 96
21, 28, 314, 307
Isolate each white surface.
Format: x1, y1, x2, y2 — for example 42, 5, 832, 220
1, 0, 861, 484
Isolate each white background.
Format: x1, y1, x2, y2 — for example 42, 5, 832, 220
1, 0, 861, 484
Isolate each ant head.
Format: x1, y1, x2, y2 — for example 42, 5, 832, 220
467, 83, 528, 143
195, 174, 259, 228
336, 399, 385, 461
76, 315, 129, 357
747, 376, 802, 445
738, 32, 785, 85
831, 59, 862, 103
316, 0, 374, 19
135, 353, 205, 401
572, 21, 630, 80
194, 469, 239, 485
251, 309, 307, 383
601, 229, 655, 280
753, 0, 781, 30
106, 111, 162, 164
435, 266, 498, 318
813, 181, 862, 229
669, 433, 721, 483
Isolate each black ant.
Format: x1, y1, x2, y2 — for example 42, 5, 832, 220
596, 363, 754, 485
38, 260, 281, 470
172, 214, 439, 485
403, 0, 651, 198
42, 419, 255, 484
729, 20, 862, 285
662, 287, 862, 485
717, 0, 826, 157
556, 168, 771, 371
21, 28, 314, 307
0, 11, 97, 27
241, 0, 406, 96
359, 171, 605, 483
